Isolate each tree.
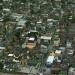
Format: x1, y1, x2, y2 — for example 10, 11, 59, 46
0, 62, 3, 70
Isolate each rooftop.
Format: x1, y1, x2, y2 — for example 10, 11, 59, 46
40, 36, 52, 40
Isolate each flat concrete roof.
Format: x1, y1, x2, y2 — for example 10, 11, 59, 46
40, 36, 52, 40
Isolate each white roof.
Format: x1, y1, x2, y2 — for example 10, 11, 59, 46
37, 21, 42, 23
29, 30, 38, 32
47, 56, 55, 63
29, 37, 35, 41
66, 42, 72, 48
47, 19, 53, 22
0, 47, 5, 49
55, 0, 61, 1
16, 27, 23, 29
39, 73, 43, 75
8, 54, 14, 57
56, 29, 60, 32
3, 0, 9, 1
69, 67, 75, 72
55, 50, 61, 54
57, 60, 61, 63
68, 50, 73, 55
40, 36, 52, 40
3, 8, 10, 11
17, 20, 26, 26
11, 13, 23, 17
13, 59, 19, 63
42, 1, 47, 4
47, 19, 58, 22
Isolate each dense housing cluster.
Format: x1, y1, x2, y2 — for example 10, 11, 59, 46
0, 0, 75, 75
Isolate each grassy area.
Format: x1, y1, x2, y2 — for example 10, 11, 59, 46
59, 71, 68, 75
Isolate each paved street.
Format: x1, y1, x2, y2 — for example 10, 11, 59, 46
0, 72, 27, 75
